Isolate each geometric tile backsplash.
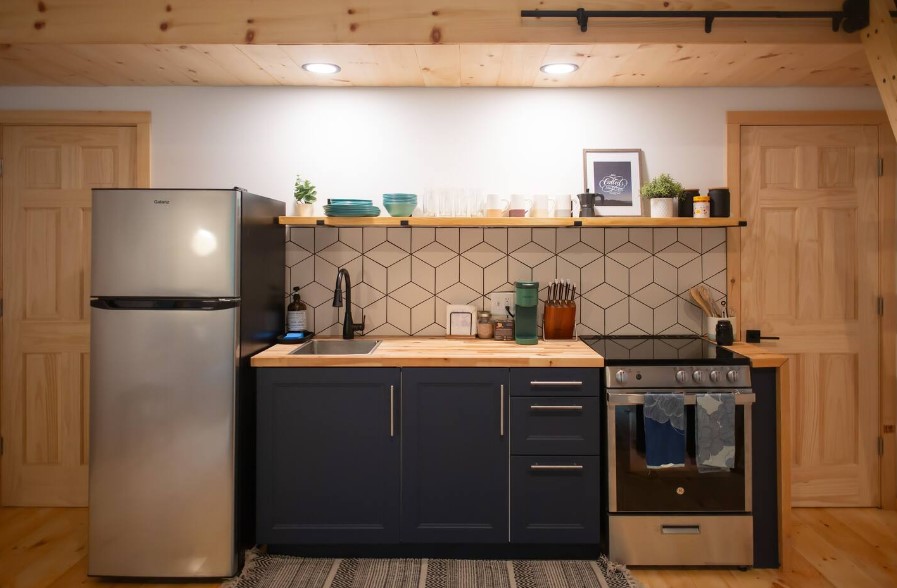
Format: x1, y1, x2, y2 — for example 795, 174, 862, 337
286, 226, 727, 338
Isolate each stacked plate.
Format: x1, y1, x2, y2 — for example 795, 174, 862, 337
324, 199, 380, 217
383, 193, 417, 217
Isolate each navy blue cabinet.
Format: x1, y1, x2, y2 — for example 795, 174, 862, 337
256, 368, 401, 544
401, 368, 510, 543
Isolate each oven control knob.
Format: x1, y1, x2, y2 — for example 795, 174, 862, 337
692, 370, 706, 383
675, 370, 688, 384
727, 369, 739, 383
615, 370, 628, 385
710, 370, 722, 383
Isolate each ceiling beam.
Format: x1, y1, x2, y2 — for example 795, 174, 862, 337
862, 0, 897, 139
0, 0, 859, 46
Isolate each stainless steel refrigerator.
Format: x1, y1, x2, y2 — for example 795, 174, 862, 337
88, 188, 284, 578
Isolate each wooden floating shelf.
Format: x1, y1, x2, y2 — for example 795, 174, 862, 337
279, 216, 747, 228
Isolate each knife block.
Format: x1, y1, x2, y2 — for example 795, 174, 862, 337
543, 303, 576, 340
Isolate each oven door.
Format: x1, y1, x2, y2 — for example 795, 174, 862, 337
607, 389, 754, 513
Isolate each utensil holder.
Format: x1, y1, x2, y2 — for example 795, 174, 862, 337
543, 303, 576, 340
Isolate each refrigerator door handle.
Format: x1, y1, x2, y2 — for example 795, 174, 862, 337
90, 298, 240, 311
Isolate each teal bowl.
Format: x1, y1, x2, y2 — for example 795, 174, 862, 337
383, 200, 416, 217
383, 193, 417, 199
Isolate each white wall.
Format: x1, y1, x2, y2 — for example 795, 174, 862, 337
0, 86, 883, 203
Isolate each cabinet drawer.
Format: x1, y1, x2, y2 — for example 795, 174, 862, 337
510, 456, 600, 544
510, 368, 599, 397
510, 397, 600, 455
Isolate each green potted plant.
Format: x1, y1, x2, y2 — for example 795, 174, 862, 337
640, 173, 683, 218
293, 175, 317, 217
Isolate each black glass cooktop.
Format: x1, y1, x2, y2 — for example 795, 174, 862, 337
579, 335, 750, 365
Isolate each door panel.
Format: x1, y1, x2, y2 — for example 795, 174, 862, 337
1, 125, 138, 506
741, 125, 880, 507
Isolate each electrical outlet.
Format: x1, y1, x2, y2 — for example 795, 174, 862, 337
490, 292, 515, 317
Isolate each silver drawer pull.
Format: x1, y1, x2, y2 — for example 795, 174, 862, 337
661, 525, 701, 535
530, 381, 583, 387
530, 405, 583, 411
530, 464, 584, 471
607, 391, 756, 406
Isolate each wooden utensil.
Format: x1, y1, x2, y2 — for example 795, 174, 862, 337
689, 286, 715, 317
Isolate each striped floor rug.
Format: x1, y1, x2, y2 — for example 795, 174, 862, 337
225, 550, 642, 588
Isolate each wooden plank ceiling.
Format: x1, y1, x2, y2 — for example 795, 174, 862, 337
0, 1, 875, 87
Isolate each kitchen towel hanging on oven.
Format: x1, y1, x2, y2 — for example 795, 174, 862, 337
643, 394, 685, 468
696, 393, 736, 473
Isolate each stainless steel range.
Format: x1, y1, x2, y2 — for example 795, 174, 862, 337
581, 336, 755, 567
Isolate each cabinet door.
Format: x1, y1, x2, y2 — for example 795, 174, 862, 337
256, 368, 400, 544
401, 368, 509, 543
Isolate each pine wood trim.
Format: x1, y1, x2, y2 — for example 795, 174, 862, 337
727, 111, 890, 126
0, 111, 151, 126
862, 0, 897, 143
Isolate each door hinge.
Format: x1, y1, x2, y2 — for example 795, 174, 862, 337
0, 436, 4, 456
0, 158, 3, 177
878, 296, 884, 316
878, 158, 884, 177
879, 436, 885, 456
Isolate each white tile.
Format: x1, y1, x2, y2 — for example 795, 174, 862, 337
586, 283, 626, 310
509, 241, 553, 268
677, 257, 703, 294
654, 298, 678, 332
656, 241, 699, 269
462, 241, 505, 269
653, 228, 677, 253
580, 258, 605, 295
290, 227, 315, 253
363, 227, 387, 252
362, 296, 387, 330
677, 228, 701, 253
460, 228, 484, 253
629, 228, 652, 253
483, 258, 508, 295
605, 299, 629, 333
435, 228, 460, 252
339, 228, 363, 253
630, 299, 653, 333
299, 281, 334, 307
387, 227, 411, 252
614, 322, 648, 336
508, 228, 532, 253
702, 242, 727, 279
632, 283, 675, 309
677, 296, 704, 334
704, 268, 727, 296
702, 227, 726, 252
314, 226, 339, 252
365, 323, 407, 337
391, 282, 431, 308
286, 241, 312, 268
314, 257, 338, 290
606, 241, 650, 269
387, 256, 411, 290
580, 298, 605, 334
317, 241, 361, 269
411, 299, 436, 334
507, 258, 533, 284
556, 259, 580, 296
362, 258, 387, 295
556, 228, 580, 253
532, 258, 557, 292
580, 228, 604, 253
558, 241, 601, 269
434, 297, 448, 327
410, 256, 436, 293
414, 241, 456, 268
352, 282, 385, 308
290, 257, 315, 289
415, 323, 446, 337
630, 258, 653, 293
435, 256, 460, 293
484, 228, 508, 253
367, 241, 409, 268
653, 258, 677, 294
532, 228, 556, 253
460, 257, 484, 293
411, 227, 435, 252
605, 228, 629, 253
314, 303, 340, 334
438, 282, 480, 305
387, 298, 412, 334
605, 258, 629, 293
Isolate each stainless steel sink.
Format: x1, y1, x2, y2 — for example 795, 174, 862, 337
289, 339, 382, 355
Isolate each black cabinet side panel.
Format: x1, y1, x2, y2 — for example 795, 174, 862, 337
751, 367, 780, 568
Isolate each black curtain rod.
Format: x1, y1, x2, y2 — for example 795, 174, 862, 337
520, 2, 886, 34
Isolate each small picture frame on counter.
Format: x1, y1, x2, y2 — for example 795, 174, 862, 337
446, 304, 477, 337
583, 148, 643, 217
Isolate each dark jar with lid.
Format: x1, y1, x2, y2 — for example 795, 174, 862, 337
678, 189, 700, 217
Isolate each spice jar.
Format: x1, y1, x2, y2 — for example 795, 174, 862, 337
493, 318, 515, 341
693, 195, 710, 218
477, 311, 493, 339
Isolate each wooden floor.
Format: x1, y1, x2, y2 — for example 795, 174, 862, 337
1, 507, 895, 588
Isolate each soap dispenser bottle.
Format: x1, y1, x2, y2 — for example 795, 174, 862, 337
286, 286, 307, 332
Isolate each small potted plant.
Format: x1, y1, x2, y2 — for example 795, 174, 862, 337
293, 175, 317, 217
640, 173, 683, 218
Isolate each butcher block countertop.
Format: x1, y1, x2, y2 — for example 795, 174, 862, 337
251, 337, 605, 368
721, 341, 788, 368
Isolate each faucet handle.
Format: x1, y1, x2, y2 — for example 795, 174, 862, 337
353, 315, 366, 333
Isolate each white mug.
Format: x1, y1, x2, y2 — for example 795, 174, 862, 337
554, 194, 576, 217
509, 194, 532, 217
485, 193, 509, 211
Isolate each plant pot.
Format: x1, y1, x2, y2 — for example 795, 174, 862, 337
294, 202, 315, 217
649, 198, 676, 218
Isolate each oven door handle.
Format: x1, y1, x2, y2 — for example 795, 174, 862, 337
607, 391, 755, 406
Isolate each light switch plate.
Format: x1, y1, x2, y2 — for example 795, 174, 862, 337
490, 292, 515, 317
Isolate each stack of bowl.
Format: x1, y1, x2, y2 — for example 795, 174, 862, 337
382, 193, 417, 217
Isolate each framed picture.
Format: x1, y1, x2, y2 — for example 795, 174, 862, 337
583, 149, 643, 216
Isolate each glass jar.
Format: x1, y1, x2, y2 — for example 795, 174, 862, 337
477, 310, 493, 339
693, 195, 711, 218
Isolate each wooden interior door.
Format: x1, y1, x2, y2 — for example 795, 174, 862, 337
741, 125, 880, 507
1, 125, 138, 506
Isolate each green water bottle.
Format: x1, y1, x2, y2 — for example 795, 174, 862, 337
514, 281, 539, 345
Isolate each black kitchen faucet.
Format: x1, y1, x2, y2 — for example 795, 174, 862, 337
332, 268, 365, 339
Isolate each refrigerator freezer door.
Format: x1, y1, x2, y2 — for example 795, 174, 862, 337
88, 305, 239, 578
91, 189, 240, 298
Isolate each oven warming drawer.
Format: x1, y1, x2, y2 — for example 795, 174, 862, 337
609, 515, 753, 566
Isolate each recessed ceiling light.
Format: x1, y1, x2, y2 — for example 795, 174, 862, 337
540, 63, 579, 75
302, 63, 341, 74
